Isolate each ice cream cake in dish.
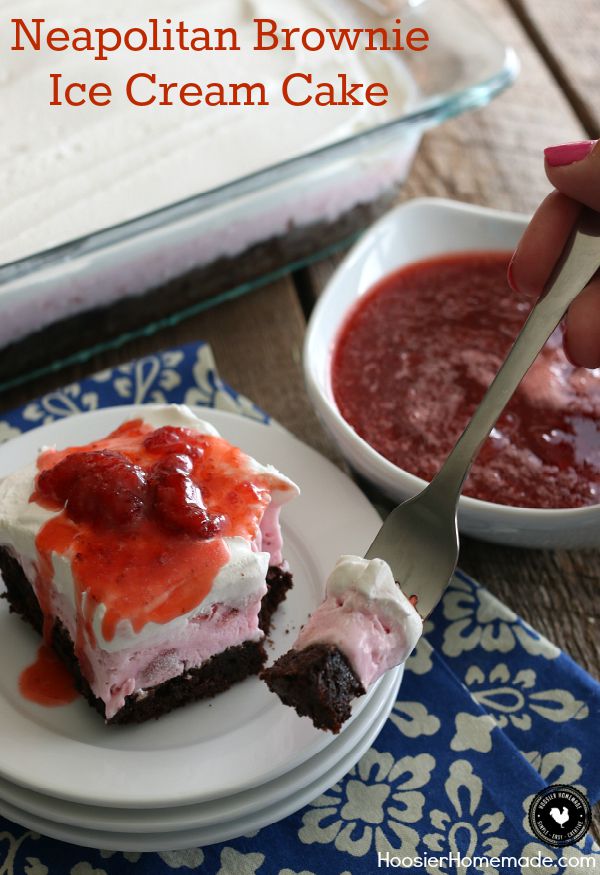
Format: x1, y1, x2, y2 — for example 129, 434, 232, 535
0, 405, 299, 723
263, 555, 422, 732
2, 0, 412, 268
0, 0, 422, 385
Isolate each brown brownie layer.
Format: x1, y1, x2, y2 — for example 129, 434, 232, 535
0, 546, 293, 725
0, 192, 398, 387
261, 643, 365, 734
259, 565, 293, 633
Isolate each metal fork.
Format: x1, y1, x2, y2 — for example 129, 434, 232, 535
365, 208, 600, 617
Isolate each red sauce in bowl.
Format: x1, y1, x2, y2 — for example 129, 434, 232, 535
332, 252, 600, 509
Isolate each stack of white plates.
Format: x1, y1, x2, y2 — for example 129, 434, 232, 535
0, 407, 401, 852
0, 667, 401, 851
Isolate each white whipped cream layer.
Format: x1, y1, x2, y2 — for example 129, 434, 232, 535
295, 554, 422, 688
0, 405, 299, 716
0, 0, 411, 266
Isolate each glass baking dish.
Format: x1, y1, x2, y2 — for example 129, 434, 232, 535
0, 0, 518, 388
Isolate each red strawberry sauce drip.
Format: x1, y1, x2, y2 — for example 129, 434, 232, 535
29, 420, 284, 653
19, 644, 79, 707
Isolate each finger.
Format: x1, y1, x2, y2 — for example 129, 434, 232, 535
509, 191, 581, 297
545, 139, 600, 211
565, 277, 600, 368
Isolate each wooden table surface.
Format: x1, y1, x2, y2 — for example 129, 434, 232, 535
2, 0, 599, 839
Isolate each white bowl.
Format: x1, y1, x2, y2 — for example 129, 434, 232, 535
304, 197, 600, 549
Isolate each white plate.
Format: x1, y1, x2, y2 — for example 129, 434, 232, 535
304, 197, 600, 548
0, 406, 382, 808
0, 669, 401, 851
0, 664, 401, 835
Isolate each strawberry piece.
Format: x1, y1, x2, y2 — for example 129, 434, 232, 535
149, 455, 224, 538
37, 451, 147, 528
143, 426, 202, 458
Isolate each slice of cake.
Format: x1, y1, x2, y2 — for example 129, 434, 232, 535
0, 404, 299, 724
262, 555, 422, 733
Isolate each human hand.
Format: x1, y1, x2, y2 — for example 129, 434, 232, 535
509, 139, 600, 368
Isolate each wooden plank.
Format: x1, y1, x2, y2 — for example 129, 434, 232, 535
506, 0, 600, 136
301, 0, 586, 293
400, 0, 584, 211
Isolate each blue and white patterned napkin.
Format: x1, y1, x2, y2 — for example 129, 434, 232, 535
1, 341, 599, 875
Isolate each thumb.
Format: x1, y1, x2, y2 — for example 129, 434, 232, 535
545, 139, 600, 211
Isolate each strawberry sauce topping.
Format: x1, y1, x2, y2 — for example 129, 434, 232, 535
31, 420, 279, 650
333, 253, 600, 508
38, 451, 147, 528
19, 644, 79, 707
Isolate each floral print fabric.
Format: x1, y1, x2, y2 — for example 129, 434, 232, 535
0, 342, 598, 874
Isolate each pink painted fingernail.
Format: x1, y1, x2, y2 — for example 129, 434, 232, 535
544, 140, 597, 167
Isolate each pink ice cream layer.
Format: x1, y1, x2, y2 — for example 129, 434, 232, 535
253, 504, 284, 567
295, 591, 416, 690
43, 510, 283, 720
89, 595, 265, 719
84, 507, 284, 719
